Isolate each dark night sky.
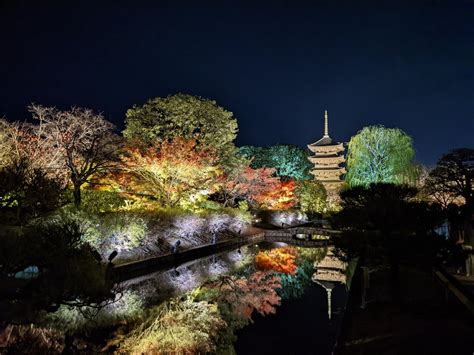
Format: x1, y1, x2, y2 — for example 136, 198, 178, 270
1, 0, 473, 165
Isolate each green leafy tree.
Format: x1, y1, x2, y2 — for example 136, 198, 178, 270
239, 144, 312, 180
295, 180, 327, 215
346, 125, 416, 187
123, 93, 238, 161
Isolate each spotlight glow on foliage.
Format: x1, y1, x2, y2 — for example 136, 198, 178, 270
346, 125, 416, 187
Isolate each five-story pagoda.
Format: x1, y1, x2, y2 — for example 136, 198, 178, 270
307, 110, 346, 191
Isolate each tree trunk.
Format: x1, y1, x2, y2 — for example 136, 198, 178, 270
73, 183, 81, 209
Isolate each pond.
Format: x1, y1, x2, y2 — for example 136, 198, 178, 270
8, 241, 354, 353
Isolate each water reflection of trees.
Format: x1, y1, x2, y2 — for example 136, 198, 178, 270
4, 242, 329, 352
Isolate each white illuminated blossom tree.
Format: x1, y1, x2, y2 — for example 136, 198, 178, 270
0, 118, 63, 176
29, 104, 121, 208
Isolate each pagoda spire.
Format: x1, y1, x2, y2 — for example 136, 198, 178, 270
324, 110, 329, 137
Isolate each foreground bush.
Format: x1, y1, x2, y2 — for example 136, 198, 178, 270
0, 324, 65, 354
118, 295, 226, 354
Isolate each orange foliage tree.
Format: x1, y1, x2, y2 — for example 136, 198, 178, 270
255, 179, 296, 210
255, 247, 298, 275
119, 138, 221, 208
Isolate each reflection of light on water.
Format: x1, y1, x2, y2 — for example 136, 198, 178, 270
145, 246, 257, 295
227, 250, 243, 263
311, 234, 330, 240
168, 267, 201, 292
208, 260, 230, 276
312, 280, 335, 320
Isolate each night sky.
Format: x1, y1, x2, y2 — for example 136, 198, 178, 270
1, 0, 473, 165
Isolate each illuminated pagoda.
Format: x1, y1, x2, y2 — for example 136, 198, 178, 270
307, 110, 346, 191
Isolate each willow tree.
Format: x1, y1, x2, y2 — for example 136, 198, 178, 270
123, 94, 238, 164
346, 125, 416, 187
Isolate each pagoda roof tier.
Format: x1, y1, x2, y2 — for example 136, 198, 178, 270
315, 256, 347, 270
315, 178, 344, 183
321, 182, 346, 189
312, 270, 347, 284
311, 165, 344, 170
309, 155, 346, 165
308, 142, 345, 153
308, 135, 336, 146
311, 167, 346, 176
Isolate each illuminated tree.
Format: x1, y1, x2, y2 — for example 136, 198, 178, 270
295, 179, 327, 214
29, 104, 121, 208
0, 118, 65, 180
0, 119, 14, 168
0, 118, 66, 222
256, 179, 297, 210
346, 125, 416, 187
123, 93, 238, 161
239, 144, 312, 180
120, 138, 220, 208
217, 159, 280, 208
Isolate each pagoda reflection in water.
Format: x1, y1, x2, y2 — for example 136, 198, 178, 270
312, 247, 347, 319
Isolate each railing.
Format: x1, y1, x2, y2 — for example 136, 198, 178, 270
433, 264, 474, 316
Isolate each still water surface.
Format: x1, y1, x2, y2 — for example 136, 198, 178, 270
117, 241, 351, 354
